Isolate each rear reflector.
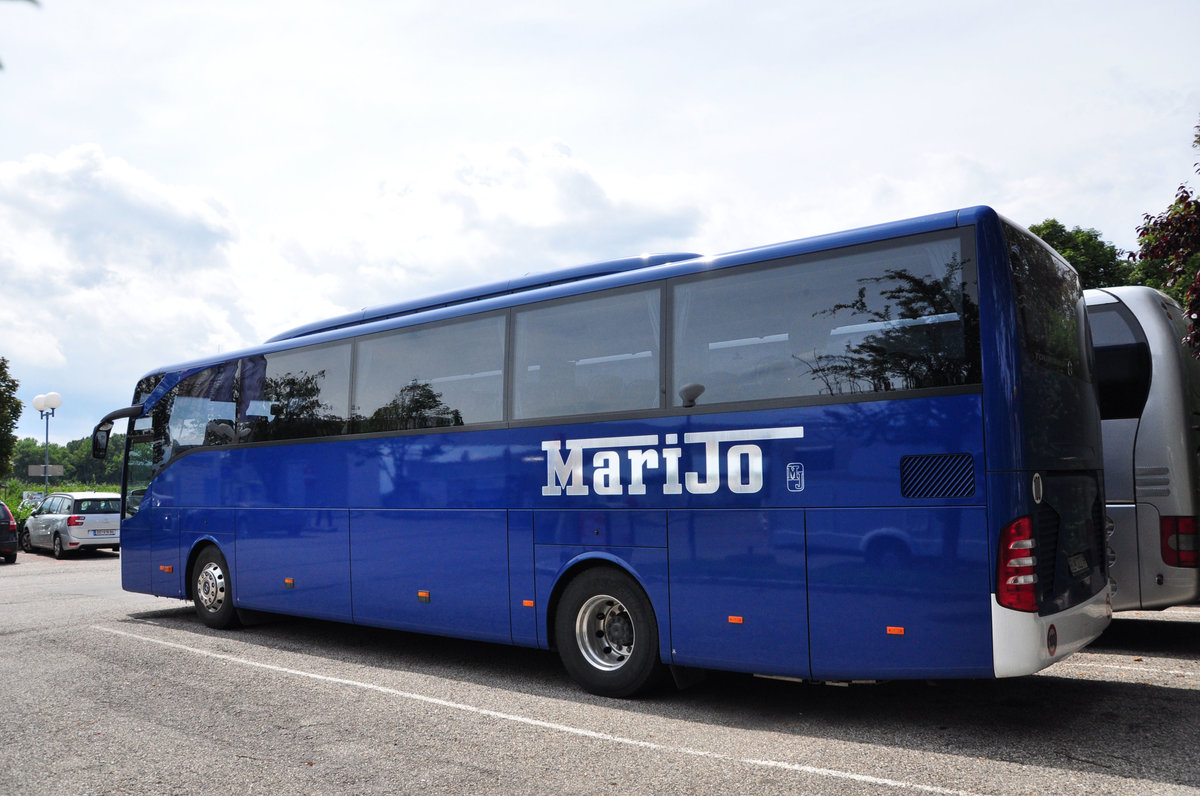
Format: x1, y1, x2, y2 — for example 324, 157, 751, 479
1160, 516, 1199, 568
997, 516, 1039, 612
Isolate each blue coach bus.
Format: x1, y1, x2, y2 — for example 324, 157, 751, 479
93, 206, 1111, 697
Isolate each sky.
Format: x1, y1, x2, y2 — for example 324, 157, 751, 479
2, 0, 1199, 445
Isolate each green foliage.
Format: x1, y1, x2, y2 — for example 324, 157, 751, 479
1128, 252, 1200, 306
6, 433, 125, 484
0, 358, 20, 477
1028, 219, 1130, 288
1134, 117, 1200, 347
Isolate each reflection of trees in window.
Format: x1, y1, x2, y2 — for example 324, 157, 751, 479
804, 257, 980, 394
1003, 222, 1097, 464
362, 379, 464, 432
263, 369, 344, 439
1005, 224, 1084, 378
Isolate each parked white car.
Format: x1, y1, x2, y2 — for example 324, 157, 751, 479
22, 492, 121, 559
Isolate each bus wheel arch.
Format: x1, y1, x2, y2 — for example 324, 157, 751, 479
551, 563, 665, 698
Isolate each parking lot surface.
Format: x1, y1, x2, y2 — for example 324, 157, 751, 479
1, 551, 1197, 795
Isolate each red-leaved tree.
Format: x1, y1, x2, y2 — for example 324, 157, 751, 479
1135, 118, 1200, 348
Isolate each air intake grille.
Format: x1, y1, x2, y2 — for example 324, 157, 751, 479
1035, 501, 1061, 602
899, 453, 975, 499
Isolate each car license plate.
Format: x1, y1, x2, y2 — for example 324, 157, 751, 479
90, 529, 116, 537
1068, 552, 1089, 577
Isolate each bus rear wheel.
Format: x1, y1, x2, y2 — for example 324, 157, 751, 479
555, 568, 664, 698
192, 547, 240, 629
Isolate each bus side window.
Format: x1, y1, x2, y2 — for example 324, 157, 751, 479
1088, 304, 1151, 420
512, 287, 661, 420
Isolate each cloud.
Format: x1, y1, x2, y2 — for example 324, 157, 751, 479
239, 140, 704, 337
2, 141, 705, 443
0, 146, 245, 368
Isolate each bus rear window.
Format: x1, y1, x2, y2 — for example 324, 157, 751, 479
1004, 224, 1090, 382
1003, 221, 1100, 466
1087, 302, 1151, 420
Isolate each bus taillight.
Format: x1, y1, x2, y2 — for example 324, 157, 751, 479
1160, 517, 1199, 568
998, 517, 1039, 612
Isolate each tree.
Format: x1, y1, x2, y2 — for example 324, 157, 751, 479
7, 433, 124, 483
0, 358, 21, 477
369, 380, 463, 431
1028, 219, 1130, 288
1133, 117, 1200, 348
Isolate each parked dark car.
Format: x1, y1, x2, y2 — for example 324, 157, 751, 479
1, 501, 17, 564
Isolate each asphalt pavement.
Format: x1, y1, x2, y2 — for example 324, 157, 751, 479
1, 551, 1198, 795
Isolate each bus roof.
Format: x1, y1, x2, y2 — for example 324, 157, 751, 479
132, 206, 993, 406
266, 251, 704, 343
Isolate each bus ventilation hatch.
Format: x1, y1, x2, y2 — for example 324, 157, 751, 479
899, 453, 975, 499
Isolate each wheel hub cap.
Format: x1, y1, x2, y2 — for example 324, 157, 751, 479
196, 562, 226, 612
575, 594, 635, 671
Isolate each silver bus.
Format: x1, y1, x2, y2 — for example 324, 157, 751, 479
1086, 285, 1200, 610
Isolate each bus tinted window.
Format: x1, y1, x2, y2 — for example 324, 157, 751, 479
169, 365, 239, 448
1005, 226, 1089, 381
238, 342, 352, 442
1002, 222, 1099, 465
127, 362, 238, 490
354, 314, 505, 432
513, 287, 661, 419
1088, 303, 1151, 420
671, 231, 979, 406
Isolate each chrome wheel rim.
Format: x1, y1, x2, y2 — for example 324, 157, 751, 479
574, 593, 634, 671
196, 562, 227, 613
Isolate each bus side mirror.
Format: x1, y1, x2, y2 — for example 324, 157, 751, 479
91, 404, 145, 460
92, 425, 111, 459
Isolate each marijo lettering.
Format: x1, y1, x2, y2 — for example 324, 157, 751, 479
541, 426, 805, 497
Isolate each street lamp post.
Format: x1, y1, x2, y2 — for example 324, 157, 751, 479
32, 392, 62, 496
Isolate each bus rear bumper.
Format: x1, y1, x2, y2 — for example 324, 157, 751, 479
991, 587, 1112, 677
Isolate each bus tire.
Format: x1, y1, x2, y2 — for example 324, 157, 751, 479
555, 568, 664, 698
192, 547, 240, 629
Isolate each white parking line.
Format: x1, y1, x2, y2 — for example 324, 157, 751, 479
1058, 661, 1197, 678
94, 624, 982, 795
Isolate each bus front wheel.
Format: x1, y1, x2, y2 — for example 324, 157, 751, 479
192, 547, 240, 629
555, 568, 664, 698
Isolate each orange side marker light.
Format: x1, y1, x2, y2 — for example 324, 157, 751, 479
159, 565, 173, 573
522, 599, 535, 607
886, 626, 905, 635
728, 616, 744, 624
